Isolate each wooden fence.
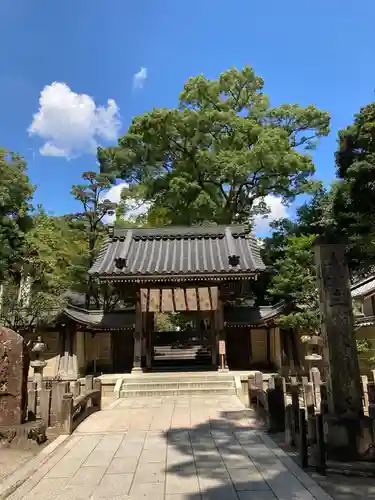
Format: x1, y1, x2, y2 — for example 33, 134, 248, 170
27, 375, 102, 434
249, 368, 375, 473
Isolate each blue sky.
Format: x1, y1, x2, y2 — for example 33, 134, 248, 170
1, 0, 375, 229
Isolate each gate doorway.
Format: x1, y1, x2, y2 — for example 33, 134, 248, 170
152, 328, 212, 370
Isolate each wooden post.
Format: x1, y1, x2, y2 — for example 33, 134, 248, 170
315, 412, 326, 475
310, 367, 322, 412
132, 297, 143, 373
299, 407, 308, 469
267, 375, 286, 433
303, 382, 316, 445
361, 375, 369, 417
290, 382, 300, 444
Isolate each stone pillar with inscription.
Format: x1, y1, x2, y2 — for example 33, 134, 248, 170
313, 238, 362, 417
314, 237, 372, 460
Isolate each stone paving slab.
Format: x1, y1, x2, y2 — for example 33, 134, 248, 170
6, 395, 334, 500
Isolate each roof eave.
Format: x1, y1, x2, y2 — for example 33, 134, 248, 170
92, 270, 264, 283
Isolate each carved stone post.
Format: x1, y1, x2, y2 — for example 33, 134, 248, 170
313, 238, 362, 417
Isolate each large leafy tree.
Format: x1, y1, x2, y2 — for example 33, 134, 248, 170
0, 210, 87, 330
333, 102, 375, 273
268, 234, 320, 335
98, 66, 330, 225
0, 149, 34, 281
69, 171, 118, 308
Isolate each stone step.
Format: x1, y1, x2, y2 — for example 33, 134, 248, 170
125, 374, 233, 383
121, 380, 235, 390
119, 387, 237, 398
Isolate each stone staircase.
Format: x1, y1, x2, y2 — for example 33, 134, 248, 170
118, 373, 236, 398
152, 343, 211, 370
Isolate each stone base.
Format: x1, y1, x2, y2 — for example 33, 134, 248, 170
131, 366, 144, 374
324, 415, 375, 462
0, 419, 46, 448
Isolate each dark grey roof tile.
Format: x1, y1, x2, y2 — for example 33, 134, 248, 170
89, 225, 265, 280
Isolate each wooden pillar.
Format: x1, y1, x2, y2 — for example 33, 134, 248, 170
210, 312, 217, 368
216, 301, 228, 371
146, 313, 152, 370
273, 326, 282, 370
132, 299, 143, 374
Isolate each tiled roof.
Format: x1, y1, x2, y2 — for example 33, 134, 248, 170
351, 275, 375, 298
89, 225, 266, 281
224, 302, 287, 326
63, 305, 135, 330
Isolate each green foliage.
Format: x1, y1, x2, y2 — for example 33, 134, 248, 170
268, 234, 320, 335
0, 149, 34, 281
332, 102, 375, 272
70, 171, 119, 309
99, 66, 330, 225
0, 210, 87, 330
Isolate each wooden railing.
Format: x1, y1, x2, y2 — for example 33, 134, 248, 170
60, 376, 102, 434
249, 368, 375, 473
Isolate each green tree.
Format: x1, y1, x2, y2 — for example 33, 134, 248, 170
98, 66, 330, 226
70, 171, 117, 308
268, 234, 320, 335
0, 149, 34, 281
333, 101, 375, 272
0, 210, 86, 330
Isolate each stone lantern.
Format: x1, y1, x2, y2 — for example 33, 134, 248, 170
30, 335, 47, 388
300, 334, 323, 371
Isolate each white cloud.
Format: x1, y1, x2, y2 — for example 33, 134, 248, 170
100, 182, 149, 224
133, 67, 147, 89
28, 82, 121, 158
254, 195, 288, 234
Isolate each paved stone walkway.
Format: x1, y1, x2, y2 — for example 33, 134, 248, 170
7, 395, 333, 500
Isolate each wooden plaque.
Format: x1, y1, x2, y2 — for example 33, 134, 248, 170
174, 288, 186, 311
149, 289, 160, 312
198, 287, 211, 311
161, 288, 174, 312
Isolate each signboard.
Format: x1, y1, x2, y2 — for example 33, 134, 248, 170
219, 340, 226, 355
